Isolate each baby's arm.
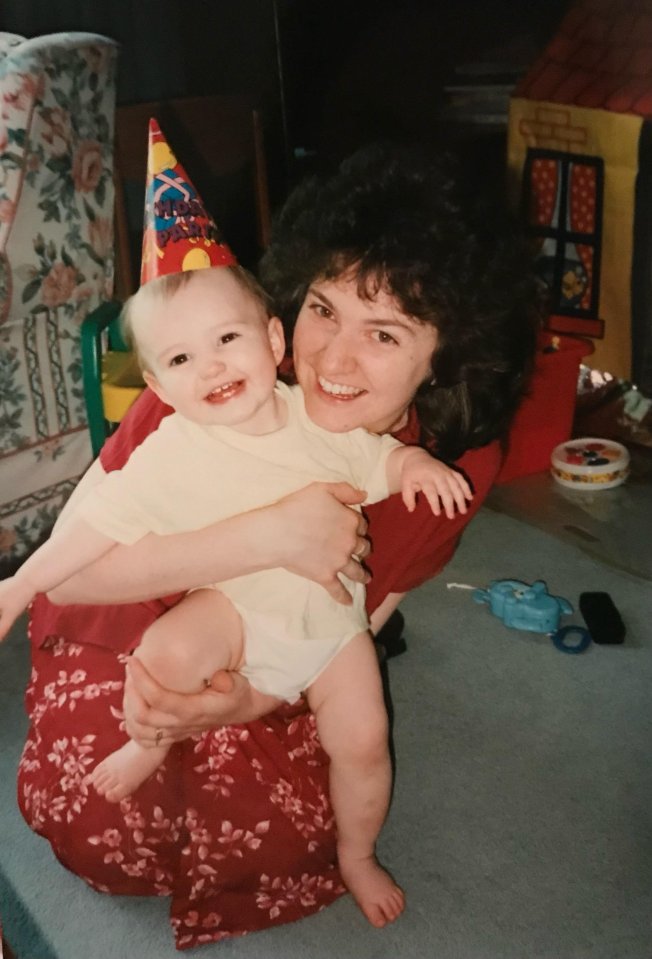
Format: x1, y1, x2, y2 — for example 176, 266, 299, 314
385, 445, 473, 519
0, 518, 116, 640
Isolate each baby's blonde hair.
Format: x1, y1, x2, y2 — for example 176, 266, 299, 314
121, 265, 272, 371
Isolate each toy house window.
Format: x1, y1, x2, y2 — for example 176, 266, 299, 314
522, 149, 604, 338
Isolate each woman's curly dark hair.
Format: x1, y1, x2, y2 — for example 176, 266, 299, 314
259, 143, 543, 462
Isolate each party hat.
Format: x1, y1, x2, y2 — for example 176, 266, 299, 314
140, 118, 237, 286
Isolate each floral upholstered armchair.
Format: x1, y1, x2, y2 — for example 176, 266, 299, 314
0, 32, 118, 574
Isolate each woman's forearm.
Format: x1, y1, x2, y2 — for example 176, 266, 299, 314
48, 481, 370, 607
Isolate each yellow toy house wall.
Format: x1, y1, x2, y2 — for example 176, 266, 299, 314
508, 97, 642, 380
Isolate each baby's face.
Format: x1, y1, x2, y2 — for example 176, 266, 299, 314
135, 268, 285, 433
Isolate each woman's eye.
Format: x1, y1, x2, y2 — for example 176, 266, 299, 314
372, 330, 399, 345
220, 332, 239, 344
169, 353, 189, 367
310, 302, 333, 320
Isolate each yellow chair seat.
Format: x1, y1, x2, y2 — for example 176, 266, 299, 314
101, 350, 145, 423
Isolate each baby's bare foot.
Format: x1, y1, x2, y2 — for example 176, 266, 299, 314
338, 851, 405, 927
90, 740, 166, 803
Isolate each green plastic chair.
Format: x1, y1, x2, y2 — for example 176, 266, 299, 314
81, 300, 145, 458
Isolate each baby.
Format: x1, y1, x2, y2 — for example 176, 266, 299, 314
0, 264, 471, 927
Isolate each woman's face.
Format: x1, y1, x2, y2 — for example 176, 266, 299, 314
292, 272, 438, 434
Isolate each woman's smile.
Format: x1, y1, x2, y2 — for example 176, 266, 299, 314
317, 376, 366, 399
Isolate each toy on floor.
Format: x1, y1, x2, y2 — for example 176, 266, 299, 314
472, 578, 572, 633
448, 578, 592, 654
550, 437, 630, 490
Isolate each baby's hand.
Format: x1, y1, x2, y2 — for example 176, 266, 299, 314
401, 449, 473, 519
0, 574, 34, 641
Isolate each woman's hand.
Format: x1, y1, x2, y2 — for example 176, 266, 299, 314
264, 481, 371, 605
123, 657, 282, 746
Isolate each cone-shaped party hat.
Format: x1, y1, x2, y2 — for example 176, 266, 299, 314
140, 118, 237, 286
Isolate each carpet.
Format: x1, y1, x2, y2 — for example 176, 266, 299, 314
1, 507, 651, 958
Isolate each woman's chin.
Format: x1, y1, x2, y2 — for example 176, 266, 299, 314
305, 392, 368, 432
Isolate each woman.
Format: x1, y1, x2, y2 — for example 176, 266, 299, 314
18, 145, 540, 949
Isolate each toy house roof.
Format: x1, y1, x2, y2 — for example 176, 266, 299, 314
514, 0, 652, 119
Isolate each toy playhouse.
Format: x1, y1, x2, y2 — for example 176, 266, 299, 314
506, 0, 652, 390
497, 0, 652, 482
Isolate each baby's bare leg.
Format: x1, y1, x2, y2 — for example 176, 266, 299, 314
306, 631, 405, 927
91, 588, 243, 802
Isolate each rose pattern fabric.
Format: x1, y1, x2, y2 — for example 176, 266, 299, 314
0, 32, 118, 575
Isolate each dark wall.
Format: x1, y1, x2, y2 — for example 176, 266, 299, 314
1, 0, 278, 104
280, 0, 570, 166
2, 0, 571, 201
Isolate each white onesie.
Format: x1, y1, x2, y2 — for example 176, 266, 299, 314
78, 382, 402, 701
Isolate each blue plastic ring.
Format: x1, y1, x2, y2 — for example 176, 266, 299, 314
551, 625, 592, 655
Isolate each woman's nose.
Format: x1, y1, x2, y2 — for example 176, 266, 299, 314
320, 331, 356, 372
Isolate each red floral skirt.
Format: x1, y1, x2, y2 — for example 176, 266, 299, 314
17, 627, 344, 950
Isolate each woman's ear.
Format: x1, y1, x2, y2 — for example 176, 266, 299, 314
267, 316, 286, 365
142, 369, 170, 405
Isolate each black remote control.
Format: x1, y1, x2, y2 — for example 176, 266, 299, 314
579, 592, 626, 645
